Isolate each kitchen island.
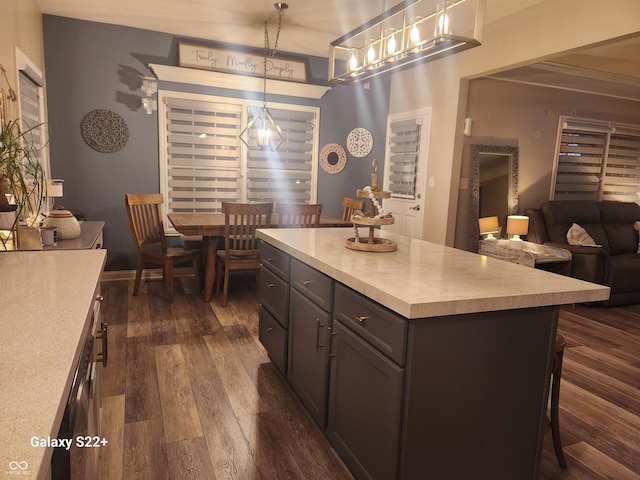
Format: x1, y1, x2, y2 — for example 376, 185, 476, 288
256, 228, 609, 480
0, 249, 106, 480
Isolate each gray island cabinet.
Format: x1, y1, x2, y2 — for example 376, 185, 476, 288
257, 228, 609, 480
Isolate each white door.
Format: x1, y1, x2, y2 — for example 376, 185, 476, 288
381, 108, 430, 238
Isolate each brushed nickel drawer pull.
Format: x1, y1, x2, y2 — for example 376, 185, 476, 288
95, 322, 108, 367
315, 319, 325, 353
301, 280, 312, 286
325, 327, 336, 363
353, 315, 369, 324
267, 283, 275, 288
266, 327, 274, 332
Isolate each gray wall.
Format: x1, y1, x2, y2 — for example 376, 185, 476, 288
454, 77, 640, 251
43, 15, 390, 270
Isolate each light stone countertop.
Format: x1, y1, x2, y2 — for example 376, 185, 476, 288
0, 249, 107, 479
257, 228, 610, 318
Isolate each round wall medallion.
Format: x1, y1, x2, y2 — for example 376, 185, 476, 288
346, 127, 373, 158
81, 109, 129, 153
320, 143, 347, 174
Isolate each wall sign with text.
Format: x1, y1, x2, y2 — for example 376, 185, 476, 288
178, 42, 308, 83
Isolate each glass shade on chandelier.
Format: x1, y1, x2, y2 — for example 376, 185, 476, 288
141, 76, 158, 114
239, 106, 285, 150
329, 0, 485, 84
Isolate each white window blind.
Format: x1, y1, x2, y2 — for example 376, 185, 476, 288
246, 106, 316, 203
388, 119, 421, 199
19, 72, 45, 165
550, 117, 640, 202
163, 96, 243, 213
603, 131, 640, 202
160, 92, 319, 232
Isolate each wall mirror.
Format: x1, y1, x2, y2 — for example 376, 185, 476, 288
470, 144, 519, 251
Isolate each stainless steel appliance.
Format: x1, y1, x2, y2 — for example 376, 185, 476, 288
51, 293, 107, 479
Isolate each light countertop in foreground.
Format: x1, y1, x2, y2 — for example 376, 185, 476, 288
0, 249, 107, 479
257, 228, 610, 318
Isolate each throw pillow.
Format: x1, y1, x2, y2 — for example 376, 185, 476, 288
566, 223, 599, 247
634, 221, 640, 254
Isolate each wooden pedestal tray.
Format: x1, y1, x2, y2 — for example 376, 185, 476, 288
345, 189, 397, 252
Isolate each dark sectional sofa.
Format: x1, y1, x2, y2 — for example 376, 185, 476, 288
525, 200, 640, 306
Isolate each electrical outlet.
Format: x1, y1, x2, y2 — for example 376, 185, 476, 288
428, 176, 435, 188
460, 177, 469, 189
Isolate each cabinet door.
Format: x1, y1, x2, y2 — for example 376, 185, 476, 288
287, 289, 331, 427
259, 305, 288, 374
327, 320, 405, 480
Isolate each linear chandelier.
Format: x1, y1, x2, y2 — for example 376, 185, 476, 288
329, 0, 485, 85
239, 3, 287, 150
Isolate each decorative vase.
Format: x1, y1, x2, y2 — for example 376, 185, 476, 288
43, 206, 81, 239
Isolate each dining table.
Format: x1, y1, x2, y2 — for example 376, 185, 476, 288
168, 212, 352, 302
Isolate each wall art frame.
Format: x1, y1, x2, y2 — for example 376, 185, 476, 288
178, 42, 308, 83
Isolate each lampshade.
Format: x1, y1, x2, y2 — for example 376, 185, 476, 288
329, 0, 485, 84
506, 215, 529, 239
47, 179, 64, 198
478, 216, 499, 234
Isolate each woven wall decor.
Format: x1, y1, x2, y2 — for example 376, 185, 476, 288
320, 143, 347, 174
346, 127, 373, 158
81, 109, 129, 153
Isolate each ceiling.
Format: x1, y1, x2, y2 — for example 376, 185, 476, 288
34, 0, 640, 99
487, 35, 640, 102
33, 0, 546, 58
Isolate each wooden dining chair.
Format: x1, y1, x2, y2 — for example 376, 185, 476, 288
276, 203, 322, 228
125, 193, 200, 303
342, 197, 365, 221
216, 202, 273, 307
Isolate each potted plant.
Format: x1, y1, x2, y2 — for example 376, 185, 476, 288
0, 119, 47, 249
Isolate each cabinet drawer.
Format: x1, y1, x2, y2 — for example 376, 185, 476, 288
259, 305, 288, 374
291, 258, 333, 312
259, 266, 289, 328
261, 242, 290, 281
333, 283, 407, 366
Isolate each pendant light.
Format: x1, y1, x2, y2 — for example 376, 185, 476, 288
329, 0, 486, 85
239, 3, 287, 150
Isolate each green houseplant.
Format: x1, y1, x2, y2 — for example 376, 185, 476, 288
0, 119, 47, 249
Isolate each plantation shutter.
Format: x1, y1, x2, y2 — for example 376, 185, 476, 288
246, 106, 316, 204
388, 118, 421, 199
551, 117, 640, 202
163, 96, 243, 213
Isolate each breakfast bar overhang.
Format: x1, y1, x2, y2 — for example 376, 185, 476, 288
256, 227, 610, 480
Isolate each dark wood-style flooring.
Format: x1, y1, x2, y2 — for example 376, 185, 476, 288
94, 273, 640, 480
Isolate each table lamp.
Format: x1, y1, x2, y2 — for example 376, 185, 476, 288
506, 215, 529, 247
46, 179, 64, 214
478, 216, 500, 242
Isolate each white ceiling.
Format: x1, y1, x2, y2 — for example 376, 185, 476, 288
33, 0, 545, 58
34, 0, 640, 99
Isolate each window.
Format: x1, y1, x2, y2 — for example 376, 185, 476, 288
159, 91, 319, 233
15, 48, 49, 179
550, 116, 640, 202
387, 118, 422, 199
